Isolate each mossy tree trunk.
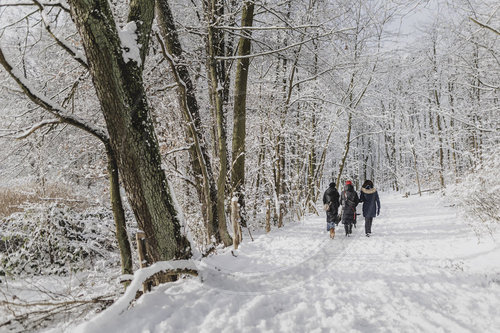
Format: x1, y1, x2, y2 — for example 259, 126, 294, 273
68, 0, 190, 262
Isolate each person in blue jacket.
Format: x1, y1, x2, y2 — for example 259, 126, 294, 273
359, 180, 380, 237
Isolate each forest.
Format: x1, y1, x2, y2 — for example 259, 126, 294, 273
0, 0, 498, 331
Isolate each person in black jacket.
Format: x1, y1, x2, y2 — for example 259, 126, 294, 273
340, 180, 359, 236
322, 182, 340, 239
359, 180, 380, 237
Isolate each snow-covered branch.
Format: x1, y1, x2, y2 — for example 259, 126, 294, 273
32, 0, 88, 68
0, 46, 108, 143
0, 1, 70, 12
164, 144, 195, 156
215, 24, 324, 31
216, 27, 355, 60
469, 17, 500, 35
74, 260, 198, 333
14, 119, 60, 139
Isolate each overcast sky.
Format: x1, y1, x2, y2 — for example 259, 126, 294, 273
383, 0, 440, 50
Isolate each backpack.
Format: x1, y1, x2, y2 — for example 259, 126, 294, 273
343, 190, 357, 208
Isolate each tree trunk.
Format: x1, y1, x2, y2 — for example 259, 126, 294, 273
337, 111, 352, 186
306, 40, 319, 211
448, 81, 458, 181
204, 0, 232, 246
411, 146, 422, 196
106, 145, 133, 275
156, 0, 227, 249
68, 0, 190, 262
431, 40, 445, 188
231, 0, 255, 228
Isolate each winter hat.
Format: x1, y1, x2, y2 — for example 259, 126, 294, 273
329, 182, 336, 188
345, 180, 352, 185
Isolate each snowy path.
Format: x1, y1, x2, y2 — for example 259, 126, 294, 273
73, 193, 500, 333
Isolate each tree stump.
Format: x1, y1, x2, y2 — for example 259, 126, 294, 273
136, 232, 152, 293
231, 197, 242, 250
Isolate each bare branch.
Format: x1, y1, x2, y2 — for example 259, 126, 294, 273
0, 2, 70, 12
291, 67, 336, 89
216, 27, 355, 60
164, 144, 194, 156
469, 17, 500, 35
348, 131, 385, 144
0, 46, 108, 143
0, 295, 113, 308
0, 10, 38, 31
31, 0, 88, 68
214, 24, 323, 31
15, 119, 60, 139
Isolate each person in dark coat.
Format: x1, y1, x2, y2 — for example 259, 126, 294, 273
359, 180, 380, 237
322, 182, 340, 239
340, 180, 359, 236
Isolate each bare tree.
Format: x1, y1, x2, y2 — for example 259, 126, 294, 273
67, 0, 190, 262
203, 0, 232, 246
155, 0, 231, 250
231, 0, 255, 227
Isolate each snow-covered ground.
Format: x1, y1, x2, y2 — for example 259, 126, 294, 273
62, 192, 500, 333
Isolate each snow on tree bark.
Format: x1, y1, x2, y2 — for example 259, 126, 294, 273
67, 0, 190, 261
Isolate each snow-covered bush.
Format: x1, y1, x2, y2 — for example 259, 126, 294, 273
0, 203, 119, 276
446, 153, 500, 236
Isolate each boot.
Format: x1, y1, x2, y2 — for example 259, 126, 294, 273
330, 228, 335, 239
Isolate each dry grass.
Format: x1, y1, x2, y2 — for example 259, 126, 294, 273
0, 189, 32, 218
0, 184, 92, 219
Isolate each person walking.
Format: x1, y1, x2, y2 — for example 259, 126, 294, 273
340, 180, 359, 236
359, 180, 380, 237
322, 182, 340, 239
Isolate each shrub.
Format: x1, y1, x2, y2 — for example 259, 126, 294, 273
0, 203, 119, 276
446, 153, 500, 236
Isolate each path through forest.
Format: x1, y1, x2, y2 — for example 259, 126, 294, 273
73, 193, 500, 333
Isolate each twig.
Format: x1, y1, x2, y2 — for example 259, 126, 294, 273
15, 119, 60, 139
0, 2, 70, 12
0, 295, 113, 308
469, 17, 500, 35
